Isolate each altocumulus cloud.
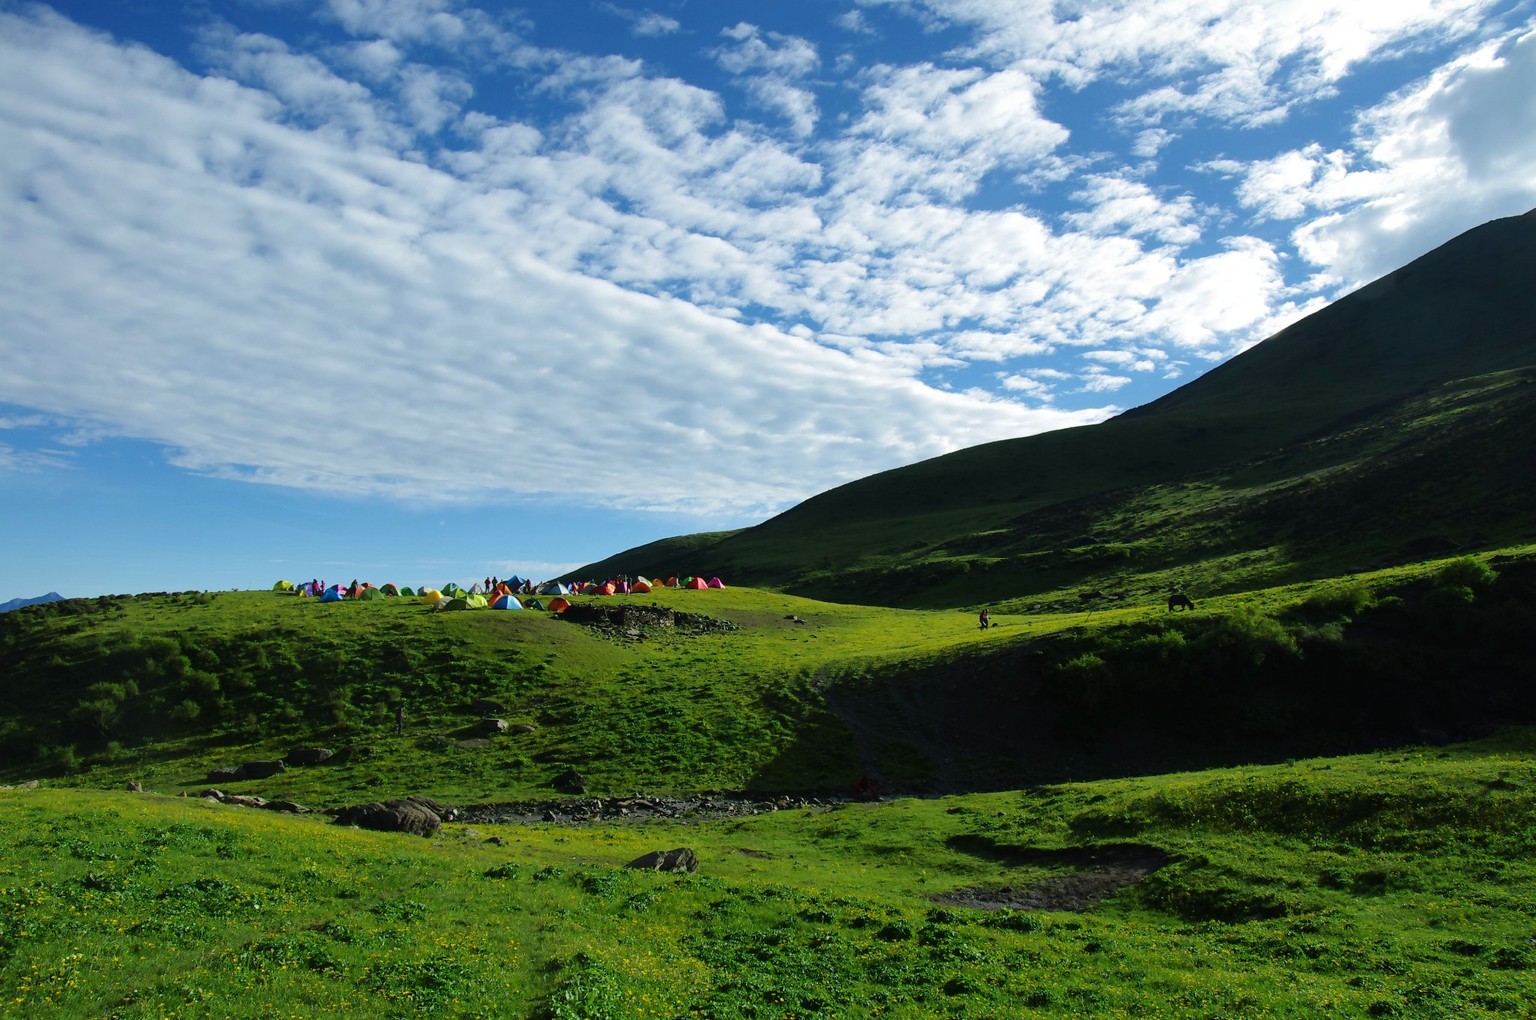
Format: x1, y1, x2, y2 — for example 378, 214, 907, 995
0, 9, 1105, 515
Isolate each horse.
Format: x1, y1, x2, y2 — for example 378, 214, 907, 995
1167, 593, 1196, 612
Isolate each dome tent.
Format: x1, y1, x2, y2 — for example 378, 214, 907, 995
272, 580, 293, 592
491, 594, 523, 610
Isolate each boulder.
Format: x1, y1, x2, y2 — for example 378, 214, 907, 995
206, 766, 244, 783
508, 724, 538, 735
125, 781, 143, 792
222, 794, 268, 808
263, 800, 311, 814
626, 847, 699, 873
239, 760, 287, 780
553, 768, 587, 794
333, 796, 456, 837
470, 699, 508, 715
285, 746, 334, 766
479, 718, 509, 736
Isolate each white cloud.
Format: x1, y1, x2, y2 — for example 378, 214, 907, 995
1232, 25, 1536, 286
599, 5, 681, 38
1084, 350, 1155, 372
1079, 369, 1132, 393
1066, 174, 1201, 244
849, 64, 1067, 182
712, 24, 821, 136
863, 0, 1499, 128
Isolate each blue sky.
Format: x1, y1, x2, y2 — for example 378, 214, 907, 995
3, 0, 1535, 600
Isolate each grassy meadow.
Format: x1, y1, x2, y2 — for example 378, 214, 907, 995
2, 549, 1535, 1017
3, 732, 1534, 1019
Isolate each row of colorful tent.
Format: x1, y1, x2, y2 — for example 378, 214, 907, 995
415, 588, 554, 612
571, 576, 725, 595
274, 574, 726, 605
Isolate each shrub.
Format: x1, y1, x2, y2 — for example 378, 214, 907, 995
1435, 557, 1497, 591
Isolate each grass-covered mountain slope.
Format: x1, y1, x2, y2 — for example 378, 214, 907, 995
577, 210, 1536, 607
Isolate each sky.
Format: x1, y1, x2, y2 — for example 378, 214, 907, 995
3, 0, 1535, 600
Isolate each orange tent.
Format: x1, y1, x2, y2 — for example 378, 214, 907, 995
548, 597, 571, 612
632, 580, 652, 593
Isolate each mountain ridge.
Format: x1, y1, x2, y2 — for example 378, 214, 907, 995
0, 592, 64, 613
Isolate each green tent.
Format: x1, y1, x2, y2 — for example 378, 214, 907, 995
359, 587, 386, 601
272, 580, 294, 592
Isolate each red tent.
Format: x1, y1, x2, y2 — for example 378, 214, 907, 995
685, 576, 708, 590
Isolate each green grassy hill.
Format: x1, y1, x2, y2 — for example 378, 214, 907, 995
575, 210, 1536, 607
4, 550, 1533, 801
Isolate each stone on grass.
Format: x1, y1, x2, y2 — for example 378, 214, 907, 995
333, 796, 456, 837
553, 768, 587, 794
239, 760, 287, 780
626, 847, 698, 873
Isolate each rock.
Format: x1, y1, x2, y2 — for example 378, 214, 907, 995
239, 760, 287, 780
285, 746, 334, 766
553, 768, 587, 794
470, 699, 508, 715
207, 766, 245, 783
263, 800, 310, 813
626, 847, 699, 873
479, 718, 509, 736
198, 788, 224, 800
508, 723, 538, 735
333, 796, 453, 837
222, 795, 267, 808
125, 781, 143, 792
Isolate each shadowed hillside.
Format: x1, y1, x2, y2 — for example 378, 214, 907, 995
575, 211, 1536, 606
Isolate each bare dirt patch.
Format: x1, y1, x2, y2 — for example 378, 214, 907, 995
935, 836, 1170, 913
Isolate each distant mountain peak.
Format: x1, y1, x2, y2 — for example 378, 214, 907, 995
0, 592, 65, 613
